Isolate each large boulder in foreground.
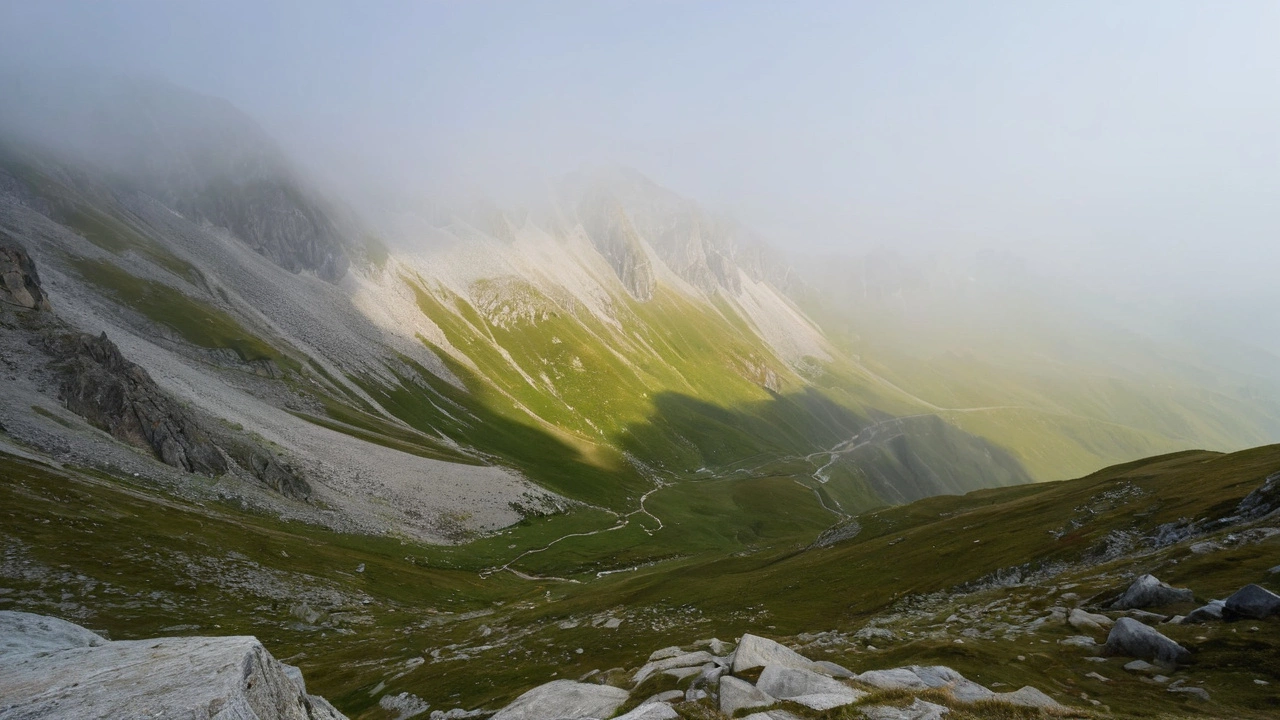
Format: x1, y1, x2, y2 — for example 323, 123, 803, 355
0, 611, 345, 719
491, 680, 629, 720
1223, 584, 1280, 620
1103, 617, 1190, 665
1111, 574, 1194, 610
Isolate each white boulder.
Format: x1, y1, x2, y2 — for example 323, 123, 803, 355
731, 634, 822, 674
0, 611, 346, 720
491, 681, 629, 720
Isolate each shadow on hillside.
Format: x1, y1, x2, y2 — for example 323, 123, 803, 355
618, 389, 1032, 507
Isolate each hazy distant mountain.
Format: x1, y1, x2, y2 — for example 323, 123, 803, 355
0, 76, 1277, 544
0, 71, 350, 280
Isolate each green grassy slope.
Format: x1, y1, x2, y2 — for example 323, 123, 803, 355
5, 441, 1280, 718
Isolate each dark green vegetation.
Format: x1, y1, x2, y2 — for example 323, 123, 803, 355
4, 444, 1279, 718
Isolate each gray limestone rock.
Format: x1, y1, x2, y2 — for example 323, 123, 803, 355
0, 611, 107, 658
994, 686, 1064, 710
46, 331, 228, 476
1168, 686, 1210, 701
1111, 574, 1194, 610
614, 702, 678, 720
0, 611, 346, 720
490, 680, 629, 720
719, 676, 775, 716
731, 634, 822, 674
633, 650, 715, 684
0, 239, 52, 311
855, 668, 929, 691
648, 646, 684, 661
1181, 600, 1226, 624
1104, 617, 1191, 665
907, 666, 994, 703
1236, 472, 1280, 520
1068, 608, 1114, 633
1223, 584, 1280, 620
756, 665, 864, 705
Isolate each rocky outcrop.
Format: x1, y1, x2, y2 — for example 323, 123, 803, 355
580, 196, 656, 301
0, 239, 51, 311
247, 447, 312, 500
1111, 574, 1194, 610
0, 611, 346, 719
46, 331, 227, 475
1236, 472, 1280, 520
184, 177, 350, 281
1223, 584, 1280, 619
1103, 617, 1190, 665
490, 633, 1068, 720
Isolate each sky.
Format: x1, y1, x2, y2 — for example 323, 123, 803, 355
1, 1, 1278, 300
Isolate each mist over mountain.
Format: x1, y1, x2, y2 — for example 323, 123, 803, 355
2, 5, 1279, 719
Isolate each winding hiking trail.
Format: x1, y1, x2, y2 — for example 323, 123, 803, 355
481, 397, 1128, 583
481, 479, 668, 581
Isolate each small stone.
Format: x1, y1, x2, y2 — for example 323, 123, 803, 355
994, 686, 1065, 710
1168, 686, 1210, 701
1085, 672, 1109, 682
648, 646, 684, 661
1059, 635, 1097, 648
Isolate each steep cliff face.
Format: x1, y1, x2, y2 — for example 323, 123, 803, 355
0, 237, 51, 311
578, 193, 656, 300
46, 332, 230, 477
564, 168, 796, 297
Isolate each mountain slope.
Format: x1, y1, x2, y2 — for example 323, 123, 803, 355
0, 75, 1277, 549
